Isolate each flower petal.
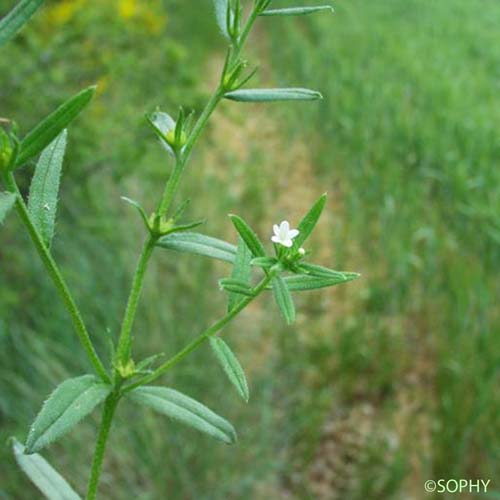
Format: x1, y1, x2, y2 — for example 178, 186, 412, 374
273, 224, 280, 236
271, 235, 281, 244
289, 229, 299, 239
282, 239, 293, 248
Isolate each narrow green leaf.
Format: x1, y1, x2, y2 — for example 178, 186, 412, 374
213, 0, 230, 38
12, 439, 81, 500
121, 196, 150, 229
0, 0, 44, 48
260, 6, 334, 17
298, 261, 348, 279
157, 232, 237, 263
227, 237, 252, 311
224, 88, 323, 103
220, 278, 254, 297
127, 386, 237, 444
229, 214, 266, 257
27, 130, 67, 247
16, 86, 95, 167
210, 337, 249, 402
136, 353, 164, 372
283, 272, 361, 291
272, 275, 296, 324
167, 219, 206, 234
25, 375, 111, 454
250, 256, 278, 269
0, 191, 16, 224
295, 193, 327, 247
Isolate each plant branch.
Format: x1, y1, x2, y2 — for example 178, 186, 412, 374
85, 394, 119, 500
115, 236, 156, 366
3, 172, 110, 382
124, 273, 273, 392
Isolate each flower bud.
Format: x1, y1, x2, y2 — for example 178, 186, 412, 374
165, 129, 187, 150
0, 129, 13, 172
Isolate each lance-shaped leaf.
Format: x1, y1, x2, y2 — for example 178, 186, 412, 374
220, 278, 255, 297
12, 439, 81, 500
0, 0, 44, 48
298, 262, 349, 279
282, 272, 361, 291
227, 237, 252, 311
27, 130, 67, 247
121, 196, 150, 229
16, 86, 95, 167
213, 0, 230, 38
0, 191, 16, 224
25, 375, 111, 454
229, 214, 266, 257
251, 256, 279, 269
224, 88, 323, 103
210, 337, 249, 402
272, 275, 296, 324
127, 386, 237, 444
157, 232, 236, 263
260, 6, 334, 17
294, 193, 327, 247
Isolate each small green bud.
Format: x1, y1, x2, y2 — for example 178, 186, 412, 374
165, 129, 187, 150
0, 129, 13, 171
117, 359, 136, 379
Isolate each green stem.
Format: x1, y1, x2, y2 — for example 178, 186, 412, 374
157, 87, 223, 217
124, 274, 273, 392
4, 172, 109, 382
85, 395, 119, 500
115, 236, 156, 365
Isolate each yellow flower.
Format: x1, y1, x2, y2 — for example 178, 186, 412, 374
118, 0, 137, 20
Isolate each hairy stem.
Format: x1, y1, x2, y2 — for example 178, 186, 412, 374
4, 172, 109, 382
115, 236, 156, 365
124, 273, 273, 392
85, 395, 119, 500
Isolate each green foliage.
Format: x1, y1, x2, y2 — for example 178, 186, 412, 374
0, 0, 44, 47
0, 191, 16, 224
127, 386, 237, 444
294, 193, 327, 247
283, 272, 361, 291
12, 439, 81, 500
213, 0, 230, 39
15, 87, 95, 167
271, 275, 296, 324
227, 237, 252, 311
27, 130, 67, 247
157, 231, 237, 263
260, 6, 334, 17
0, 0, 360, 497
224, 88, 323, 102
210, 337, 249, 402
25, 375, 111, 453
219, 278, 254, 296
229, 214, 266, 257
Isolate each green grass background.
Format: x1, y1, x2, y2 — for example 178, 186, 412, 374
1, 0, 499, 498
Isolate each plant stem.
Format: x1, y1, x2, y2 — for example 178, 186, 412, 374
85, 394, 119, 500
124, 273, 273, 392
115, 236, 156, 365
157, 87, 223, 217
4, 172, 109, 382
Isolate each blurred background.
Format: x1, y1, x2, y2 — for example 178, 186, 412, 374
1, 0, 499, 498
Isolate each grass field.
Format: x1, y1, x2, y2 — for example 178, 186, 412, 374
1, 0, 499, 498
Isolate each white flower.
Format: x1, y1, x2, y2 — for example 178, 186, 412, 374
271, 220, 299, 248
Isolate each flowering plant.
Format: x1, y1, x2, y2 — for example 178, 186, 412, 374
0, 0, 358, 498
